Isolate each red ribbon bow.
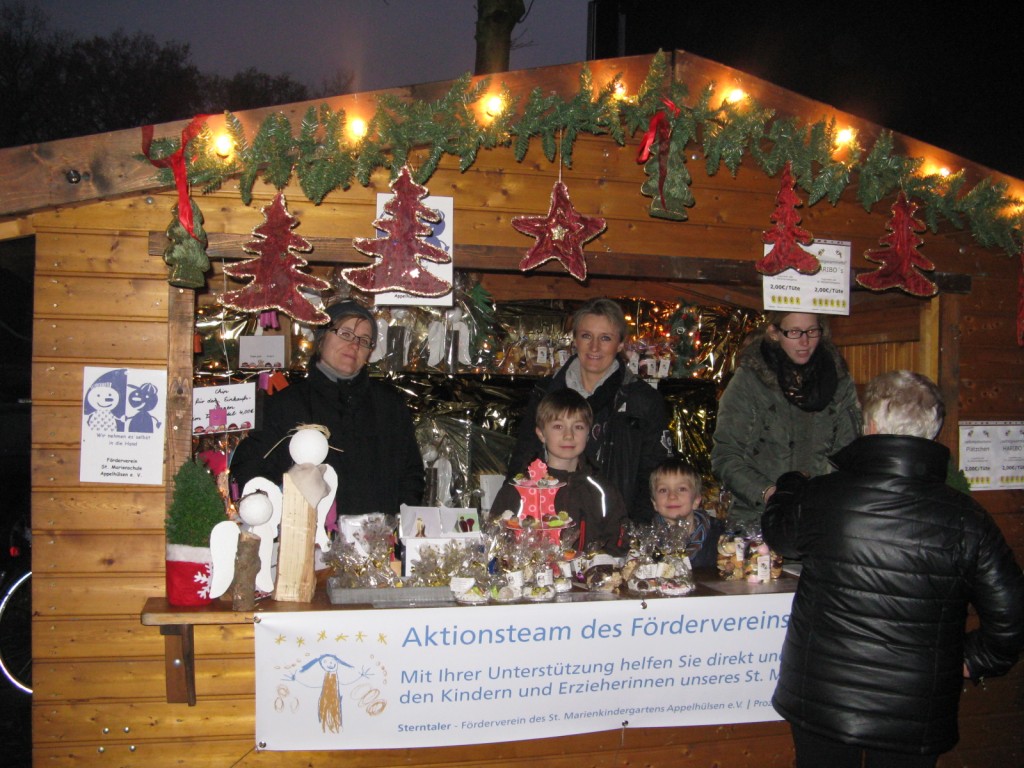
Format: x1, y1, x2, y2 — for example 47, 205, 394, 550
141, 115, 211, 238
636, 98, 681, 163
637, 99, 681, 210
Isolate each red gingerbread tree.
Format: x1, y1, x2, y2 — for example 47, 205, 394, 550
857, 191, 937, 297
342, 166, 452, 297
221, 193, 330, 325
756, 162, 820, 275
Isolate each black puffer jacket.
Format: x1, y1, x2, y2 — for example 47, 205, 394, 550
230, 365, 424, 516
507, 356, 672, 523
763, 435, 1024, 755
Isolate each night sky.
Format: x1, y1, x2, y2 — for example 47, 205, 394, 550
29, 0, 1024, 179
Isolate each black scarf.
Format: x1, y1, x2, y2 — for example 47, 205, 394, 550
760, 339, 838, 412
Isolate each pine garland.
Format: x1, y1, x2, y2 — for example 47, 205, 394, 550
142, 52, 1023, 256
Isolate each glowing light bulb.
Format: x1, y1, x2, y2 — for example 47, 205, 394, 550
835, 128, 855, 148
349, 118, 368, 140
725, 88, 746, 104
613, 82, 627, 101
485, 95, 505, 117
213, 133, 234, 158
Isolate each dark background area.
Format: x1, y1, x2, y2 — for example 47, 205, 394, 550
589, 0, 1024, 179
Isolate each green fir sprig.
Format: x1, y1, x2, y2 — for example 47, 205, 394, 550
141, 52, 1024, 256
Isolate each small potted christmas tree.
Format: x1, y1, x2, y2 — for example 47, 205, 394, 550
165, 458, 227, 606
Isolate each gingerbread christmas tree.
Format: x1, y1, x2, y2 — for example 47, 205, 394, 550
857, 191, 937, 297
756, 162, 820, 275
342, 166, 452, 297
221, 193, 331, 325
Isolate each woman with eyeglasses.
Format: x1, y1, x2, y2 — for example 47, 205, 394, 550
231, 300, 424, 517
711, 311, 861, 529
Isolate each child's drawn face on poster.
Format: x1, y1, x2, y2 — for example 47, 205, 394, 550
87, 386, 120, 412
128, 384, 158, 412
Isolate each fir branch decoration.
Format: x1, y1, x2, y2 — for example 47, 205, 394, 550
141, 50, 1024, 257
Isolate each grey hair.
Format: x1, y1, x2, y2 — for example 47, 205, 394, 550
863, 370, 944, 439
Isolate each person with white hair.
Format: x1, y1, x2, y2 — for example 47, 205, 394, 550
763, 370, 1024, 767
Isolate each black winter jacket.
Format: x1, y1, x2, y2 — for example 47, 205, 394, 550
230, 365, 424, 516
506, 356, 672, 523
763, 434, 1024, 755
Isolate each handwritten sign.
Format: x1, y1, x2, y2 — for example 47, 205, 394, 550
192, 383, 257, 435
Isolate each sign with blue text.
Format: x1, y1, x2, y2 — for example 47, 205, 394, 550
254, 593, 792, 751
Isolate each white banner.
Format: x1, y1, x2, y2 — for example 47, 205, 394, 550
255, 592, 792, 751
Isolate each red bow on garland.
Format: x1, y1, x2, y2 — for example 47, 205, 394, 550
636, 98, 681, 209
141, 114, 211, 238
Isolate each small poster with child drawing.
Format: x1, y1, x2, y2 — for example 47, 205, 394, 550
80, 366, 167, 484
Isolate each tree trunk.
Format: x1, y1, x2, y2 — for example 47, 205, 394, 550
229, 531, 262, 611
475, 0, 526, 75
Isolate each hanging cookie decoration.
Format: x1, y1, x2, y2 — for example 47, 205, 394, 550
221, 192, 331, 325
756, 162, 820, 275
857, 191, 938, 297
513, 180, 606, 282
342, 166, 453, 298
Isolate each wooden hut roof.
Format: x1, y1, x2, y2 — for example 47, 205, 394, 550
1, 50, 1021, 240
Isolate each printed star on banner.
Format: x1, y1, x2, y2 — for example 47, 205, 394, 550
512, 180, 606, 282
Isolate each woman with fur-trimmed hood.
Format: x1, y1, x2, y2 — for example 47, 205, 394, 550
711, 312, 861, 528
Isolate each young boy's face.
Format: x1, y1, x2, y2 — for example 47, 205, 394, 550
652, 472, 701, 521
536, 411, 589, 470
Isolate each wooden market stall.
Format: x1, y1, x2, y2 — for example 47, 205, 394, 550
1, 51, 1022, 767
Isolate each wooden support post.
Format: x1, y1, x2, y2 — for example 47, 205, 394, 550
160, 624, 196, 706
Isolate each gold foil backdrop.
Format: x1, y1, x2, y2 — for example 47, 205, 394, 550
196, 280, 761, 506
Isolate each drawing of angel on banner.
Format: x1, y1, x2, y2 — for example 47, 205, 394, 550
287, 653, 368, 733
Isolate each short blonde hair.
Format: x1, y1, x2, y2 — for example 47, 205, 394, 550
649, 457, 702, 497
572, 298, 628, 342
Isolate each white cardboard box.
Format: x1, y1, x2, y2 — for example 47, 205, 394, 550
399, 504, 482, 577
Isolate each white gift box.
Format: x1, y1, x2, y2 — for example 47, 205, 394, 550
399, 504, 482, 577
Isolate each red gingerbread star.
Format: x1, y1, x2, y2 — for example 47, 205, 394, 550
512, 180, 606, 281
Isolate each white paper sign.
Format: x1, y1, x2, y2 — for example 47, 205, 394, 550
192, 383, 257, 435
255, 592, 791, 751
239, 335, 286, 369
80, 366, 167, 485
762, 239, 851, 315
372, 194, 454, 307
959, 420, 1024, 490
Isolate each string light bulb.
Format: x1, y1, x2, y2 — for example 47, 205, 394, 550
213, 133, 234, 158
724, 88, 747, 104
347, 117, 368, 141
834, 127, 856, 148
613, 82, 628, 101
484, 94, 505, 117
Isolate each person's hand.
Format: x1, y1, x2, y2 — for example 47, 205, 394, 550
761, 485, 777, 504
963, 662, 970, 679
